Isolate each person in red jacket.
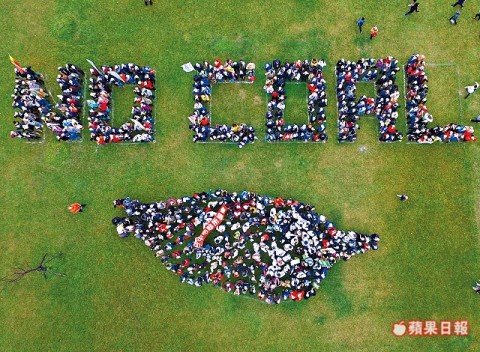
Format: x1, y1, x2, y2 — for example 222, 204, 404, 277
68, 203, 86, 214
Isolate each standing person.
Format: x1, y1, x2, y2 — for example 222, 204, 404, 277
473, 281, 480, 294
465, 82, 479, 98
473, 10, 480, 20
357, 17, 365, 33
449, 11, 461, 24
396, 194, 409, 202
405, 1, 420, 15
452, 0, 466, 7
144, 0, 153, 5
370, 26, 378, 40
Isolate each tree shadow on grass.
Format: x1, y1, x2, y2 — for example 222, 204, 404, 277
280, 28, 332, 63
321, 265, 354, 319
353, 35, 372, 58
210, 33, 254, 58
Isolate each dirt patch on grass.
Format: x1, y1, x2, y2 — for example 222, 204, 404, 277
238, 89, 246, 100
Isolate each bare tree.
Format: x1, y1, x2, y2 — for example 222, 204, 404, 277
2, 253, 65, 284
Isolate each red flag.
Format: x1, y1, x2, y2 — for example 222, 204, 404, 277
9, 55, 25, 74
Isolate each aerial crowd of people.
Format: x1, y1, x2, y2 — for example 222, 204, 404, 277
11, 65, 84, 141
88, 63, 156, 144
263, 59, 328, 142
336, 57, 402, 143
405, 54, 475, 143
9, 56, 477, 145
112, 189, 379, 304
188, 59, 257, 148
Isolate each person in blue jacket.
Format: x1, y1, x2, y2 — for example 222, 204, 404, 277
356, 17, 365, 33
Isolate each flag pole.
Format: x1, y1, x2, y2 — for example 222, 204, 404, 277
86, 59, 104, 77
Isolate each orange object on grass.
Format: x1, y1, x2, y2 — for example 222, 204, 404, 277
68, 203, 82, 214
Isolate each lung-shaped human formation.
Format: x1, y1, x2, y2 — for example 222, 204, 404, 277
112, 190, 379, 304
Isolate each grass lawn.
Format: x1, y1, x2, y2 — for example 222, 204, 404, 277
0, 0, 479, 351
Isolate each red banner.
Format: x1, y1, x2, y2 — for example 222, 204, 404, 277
193, 205, 228, 248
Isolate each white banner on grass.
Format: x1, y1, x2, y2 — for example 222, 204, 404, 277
109, 70, 126, 83
181, 62, 195, 73
86, 59, 103, 76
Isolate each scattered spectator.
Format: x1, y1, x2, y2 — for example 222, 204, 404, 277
449, 11, 461, 24
263, 59, 328, 142
357, 17, 365, 33
370, 26, 378, 40
68, 203, 86, 214
473, 281, 480, 294
464, 82, 479, 98
405, 1, 420, 15
113, 190, 379, 304
188, 59, 257, 148
452, 0, 466, 8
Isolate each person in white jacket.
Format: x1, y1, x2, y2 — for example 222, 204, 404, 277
465, 82, 479, 99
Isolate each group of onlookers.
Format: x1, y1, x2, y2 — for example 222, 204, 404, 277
188, 59, 257, 148
263, 59, 328, 142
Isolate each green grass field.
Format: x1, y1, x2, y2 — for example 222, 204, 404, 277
0, 0, 479, 351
